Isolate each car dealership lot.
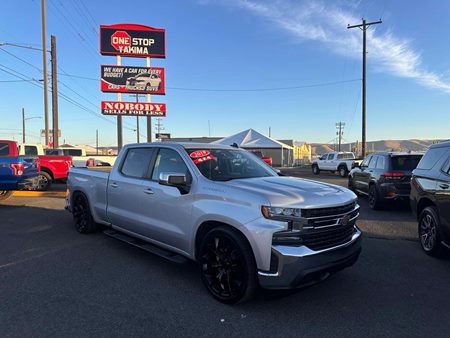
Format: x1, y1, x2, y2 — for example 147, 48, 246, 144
1, 173, 449, 337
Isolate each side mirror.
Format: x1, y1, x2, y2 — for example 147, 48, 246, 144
159, 172, 187, 186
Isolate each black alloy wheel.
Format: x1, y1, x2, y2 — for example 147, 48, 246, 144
145, 83, 151, 91
0, 190, 12, 201
368, 185, 382, 210
72, 193, 98, 234
199, 227, 257, 304
419, 206, 445, 256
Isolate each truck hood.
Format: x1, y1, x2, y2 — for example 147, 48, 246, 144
226, 176, 356, 209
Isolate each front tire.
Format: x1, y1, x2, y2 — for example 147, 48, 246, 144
419, 206, 446, 257
198, 226, 258, 304
312, 165, 320, 175
0, 190, 12, 201
72, 193, 99, 234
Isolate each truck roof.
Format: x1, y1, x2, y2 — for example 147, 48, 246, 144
125, 142, 236, 149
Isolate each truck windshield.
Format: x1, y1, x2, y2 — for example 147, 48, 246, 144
186, 148, 277, 181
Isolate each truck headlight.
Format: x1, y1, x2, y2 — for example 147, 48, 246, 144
261, 206, 302, 220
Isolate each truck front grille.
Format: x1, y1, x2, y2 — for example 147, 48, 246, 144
301, 224, 356, 251
302, 202, 356, 218
272, 202, 360, 250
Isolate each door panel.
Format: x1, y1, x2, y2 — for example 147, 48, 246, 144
107, 147, 156, 235
354, 155, 372, 191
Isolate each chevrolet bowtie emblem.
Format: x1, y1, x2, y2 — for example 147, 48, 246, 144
340, 215, 350, 226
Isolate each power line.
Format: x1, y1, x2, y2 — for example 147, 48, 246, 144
57, 73, 362, 92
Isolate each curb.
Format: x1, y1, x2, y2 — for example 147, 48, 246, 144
12, 191, 66, 198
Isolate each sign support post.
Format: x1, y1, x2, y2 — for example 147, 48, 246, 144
146, 56, 152, 143
117, 55, 123, 151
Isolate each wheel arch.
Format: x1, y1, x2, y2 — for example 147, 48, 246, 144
194, 220, 257, 265
40, 166, 54, 180
417, 198, 436, 219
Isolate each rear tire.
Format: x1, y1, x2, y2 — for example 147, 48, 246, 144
37, 171, 52, 191
338, 166, 349, 178
198, 226, 258, 304
419, 206, 446, 257
368, 184, 383, 210
72, 193, 99, 234
0, 190, 12, 201
312, 165, 320, 175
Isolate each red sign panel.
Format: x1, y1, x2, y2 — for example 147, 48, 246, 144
100, 24, 166, 58
101, 101, 166, 116
100, 65, 165, 95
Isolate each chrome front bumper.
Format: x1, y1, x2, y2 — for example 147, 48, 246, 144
258, 226, 362, 289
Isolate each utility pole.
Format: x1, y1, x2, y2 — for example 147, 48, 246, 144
51, 35, 59, 148
146, 57, 152, 142
116, 56, 123, 151
41, 0, 49, 147
335, 122, 345, 152
96, 129, 99, 155
269, 127, 271, 138
348, 18, 382, 158
155, 118, 164, 141
22, 108, 25, 143
136, 94, 140, 143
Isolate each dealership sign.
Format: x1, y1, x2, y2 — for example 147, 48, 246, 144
100, 24, 165, 58
101, 65, 165, 95
101, 101, 166, 116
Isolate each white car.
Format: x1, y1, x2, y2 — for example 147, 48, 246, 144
126, 73, 162, 91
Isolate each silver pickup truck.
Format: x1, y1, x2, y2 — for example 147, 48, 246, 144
66, 142, 362, 303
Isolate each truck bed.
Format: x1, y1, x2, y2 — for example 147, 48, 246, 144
68, 167, 110, 221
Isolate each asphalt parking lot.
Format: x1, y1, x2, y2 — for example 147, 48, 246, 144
1, 169, 449, 337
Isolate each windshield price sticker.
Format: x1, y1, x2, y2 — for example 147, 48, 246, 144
193, 155, 215, 164
190, 150, 211, 158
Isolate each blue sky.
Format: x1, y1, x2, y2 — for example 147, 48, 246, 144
0, 0, 449, 147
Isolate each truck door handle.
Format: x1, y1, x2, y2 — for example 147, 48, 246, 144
110, 182, 118, 188
440, 184, 449, 189
144, 188, 154, 195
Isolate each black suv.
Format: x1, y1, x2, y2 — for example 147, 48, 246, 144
410, 141, 450, 256
348, 152, 423, 209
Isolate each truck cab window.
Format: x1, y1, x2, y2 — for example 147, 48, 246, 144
152, 148, 188, 181
25, 146, 38, 156
120, 148, 154, 179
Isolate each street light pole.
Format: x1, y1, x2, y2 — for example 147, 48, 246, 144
22, 110, 42, 143
22, 108, 25, 143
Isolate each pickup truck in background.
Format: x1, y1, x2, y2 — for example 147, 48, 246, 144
0, 140, 40, 201
312, 152, 362, 177
66, 142, 362, 303
17, 143, 72, 191
19, 143, 117, 167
